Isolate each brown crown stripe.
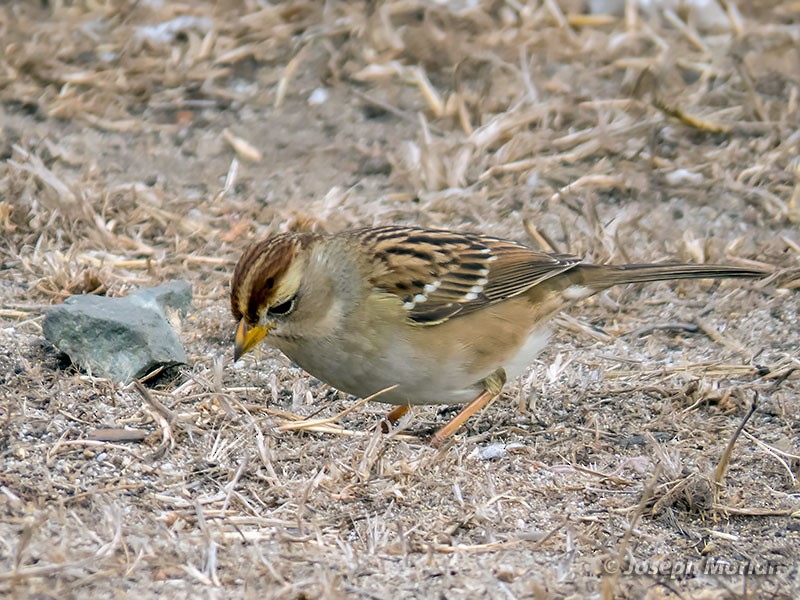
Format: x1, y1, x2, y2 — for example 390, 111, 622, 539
230, 232, 316, 323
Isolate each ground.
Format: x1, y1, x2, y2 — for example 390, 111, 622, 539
1, 1, 799, 599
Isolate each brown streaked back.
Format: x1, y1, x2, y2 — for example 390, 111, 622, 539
347, 225, 582, 325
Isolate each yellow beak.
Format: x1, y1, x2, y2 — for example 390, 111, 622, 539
234, 319, 271, 361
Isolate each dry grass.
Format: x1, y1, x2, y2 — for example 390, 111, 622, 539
1, 1, 799, 598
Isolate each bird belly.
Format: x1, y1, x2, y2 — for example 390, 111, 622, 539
272, 310, 551, 407
277, 336, 481, 406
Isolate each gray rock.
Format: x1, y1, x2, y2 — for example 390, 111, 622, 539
43, 280, 192, 382
132, 279, 192, 316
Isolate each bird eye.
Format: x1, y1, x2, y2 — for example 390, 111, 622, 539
267, 296, 296, 317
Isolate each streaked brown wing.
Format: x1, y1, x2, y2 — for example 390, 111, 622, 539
352, 226, 581, 325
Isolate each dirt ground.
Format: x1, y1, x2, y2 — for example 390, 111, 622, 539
1, 1, 799, 598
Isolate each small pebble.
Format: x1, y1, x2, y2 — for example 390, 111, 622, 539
474, 442, 525, 460
308, 87, 329, 106
665, 168, 704, 185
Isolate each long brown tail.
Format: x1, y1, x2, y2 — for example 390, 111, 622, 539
576, 263, 768, 290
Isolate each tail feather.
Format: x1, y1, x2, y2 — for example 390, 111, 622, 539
576, 263, 767, 290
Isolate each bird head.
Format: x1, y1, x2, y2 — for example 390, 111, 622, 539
230, 232, 316, 360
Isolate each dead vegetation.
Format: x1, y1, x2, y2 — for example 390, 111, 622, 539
1, 1, 799, 598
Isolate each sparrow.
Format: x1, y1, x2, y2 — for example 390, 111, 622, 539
230, 225, 766, 444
